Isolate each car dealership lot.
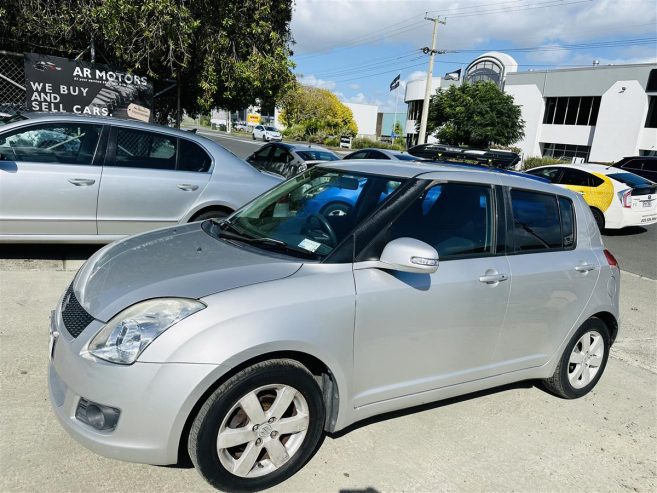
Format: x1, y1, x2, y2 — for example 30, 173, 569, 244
0, 257, 655, 492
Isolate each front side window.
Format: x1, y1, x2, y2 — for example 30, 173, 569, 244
0, 123, 101, 165
204, 168, 404, 259
386, 183, 494, 258
527, 167, 562, 183
510, 190, 563, 252
115, 128, 176, 170
344, 150, 368, 160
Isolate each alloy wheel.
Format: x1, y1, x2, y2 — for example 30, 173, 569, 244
568, 330, 604, 389
216, 384, 310, 478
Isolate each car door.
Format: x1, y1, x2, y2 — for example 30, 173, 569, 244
246, 145, 273, 172
96, 126, 211, 235
492, 188, 600, 373
0, 121, 103, 236
558, 168, 613, 214
353, 178, 511, 407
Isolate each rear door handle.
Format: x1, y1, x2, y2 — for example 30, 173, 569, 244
479, 273, 509, 284
177, 184, 199, 191
67, 178, 95, 186
575, 263, 596, 272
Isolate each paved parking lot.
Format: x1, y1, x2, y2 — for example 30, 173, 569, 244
0, 254, 655, 492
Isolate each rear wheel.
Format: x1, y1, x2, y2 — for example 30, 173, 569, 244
590, 207, 605, 231
192, 209, 231, 222
188, 360, 325, 492
542, 317, 610, 399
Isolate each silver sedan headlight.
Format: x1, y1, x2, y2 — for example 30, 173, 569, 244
87, 298, 205, 365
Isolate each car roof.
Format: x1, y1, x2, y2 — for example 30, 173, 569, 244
281, 143, 334, 152
4, 112, 209, 140
530, 163, 624, 176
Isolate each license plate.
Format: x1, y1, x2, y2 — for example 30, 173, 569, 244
49, 311, 59, 361
642, 201, 653, 208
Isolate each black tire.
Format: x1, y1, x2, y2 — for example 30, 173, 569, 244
541, 317, 610, 399
192, 209, 231, 222
263, 135, 267, 142
591, 207, 605, 231
252, 133, 256, 140
188, 360, 325, 493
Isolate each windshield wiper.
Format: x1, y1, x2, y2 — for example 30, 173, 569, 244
210, 218, 319, 259
515, 220, 551, 248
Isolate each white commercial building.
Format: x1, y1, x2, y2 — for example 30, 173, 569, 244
404, 52, 657, 162
343, 102, 378, 139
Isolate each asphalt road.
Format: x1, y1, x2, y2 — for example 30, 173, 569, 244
201, 129, 657, 280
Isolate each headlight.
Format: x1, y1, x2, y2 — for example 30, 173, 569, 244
87, 298, 205, 365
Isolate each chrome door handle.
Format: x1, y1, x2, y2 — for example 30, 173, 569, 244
479, 273, 508, 284
177, 184, 199, 191
575, 264, 596, 272
68, 178, 95, 186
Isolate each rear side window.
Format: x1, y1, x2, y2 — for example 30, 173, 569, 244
344, 150, 368, 160
368, 150, 389, 159
510, 190, 563, 252
115, 128, 176, 170
0, 123, 101, 165
559, 168, 602, 187
178, 139, 211, 172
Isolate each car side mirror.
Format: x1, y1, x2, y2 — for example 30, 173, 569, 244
379, 237, 439, 274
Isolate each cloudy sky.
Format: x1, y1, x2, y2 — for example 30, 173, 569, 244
289, 0, 657, 111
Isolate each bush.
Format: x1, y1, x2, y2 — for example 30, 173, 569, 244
307, 131, 328, 144
282, 124, 307, 141
522, 156, 569, 170
199, 114, 211, 127
323, 136, 339, 147
351, 137, 405, 151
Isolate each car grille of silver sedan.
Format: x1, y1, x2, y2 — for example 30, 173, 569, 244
60, 284, 94, 338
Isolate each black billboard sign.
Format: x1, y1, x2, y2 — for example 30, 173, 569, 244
24, 53, 153, 121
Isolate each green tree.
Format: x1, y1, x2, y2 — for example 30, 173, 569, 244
279, 84, 358, 139
0, 0, 295, 122
425, 81, 525, 148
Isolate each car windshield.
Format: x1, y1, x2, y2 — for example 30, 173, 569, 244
607, 172, 654, 188
297, 150, 339, 161
264, 126, 277, 131
203, 167, 404, 259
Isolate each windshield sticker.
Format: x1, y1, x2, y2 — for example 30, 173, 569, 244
298, 238, 321, 252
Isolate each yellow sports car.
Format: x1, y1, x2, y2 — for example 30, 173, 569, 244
526, 164, 657, 230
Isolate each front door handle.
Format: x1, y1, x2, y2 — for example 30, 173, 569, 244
68, 178, 95, 186
177, 184, 199, 191
575, 263, 596, 273
479, 273, 509, 284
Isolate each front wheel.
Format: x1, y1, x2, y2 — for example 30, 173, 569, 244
541, 317, 610, 399
188, 360, 325, 492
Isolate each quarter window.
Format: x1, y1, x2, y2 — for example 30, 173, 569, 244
387, 183, 494, 258
115, 128, 177, 170
0, 123, 101, 165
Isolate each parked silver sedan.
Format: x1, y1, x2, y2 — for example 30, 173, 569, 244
49, 161, 620, 492
343, 147, 423, 161
0, 113, 281, 242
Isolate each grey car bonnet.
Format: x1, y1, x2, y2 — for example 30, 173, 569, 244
74, 223, 302, 322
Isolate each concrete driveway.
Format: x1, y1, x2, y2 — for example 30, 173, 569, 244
0, 261, 655, 492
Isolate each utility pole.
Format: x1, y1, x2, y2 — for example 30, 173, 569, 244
417, 14, 446, 145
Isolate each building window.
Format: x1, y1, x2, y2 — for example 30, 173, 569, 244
465, 59, 503, 87
406, 100, 423, 128
543, 97, 601, 126
542, 142, 591, 161
646, 96, 657, 128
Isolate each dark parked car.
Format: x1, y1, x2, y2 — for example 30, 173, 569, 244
611, 156, 657, 182
246, 142, 340, 178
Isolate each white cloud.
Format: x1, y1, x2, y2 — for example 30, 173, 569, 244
292, 0, 656, 57
407, 70, 427, 82
297, 74, 336, 90
348, 83, 360, 90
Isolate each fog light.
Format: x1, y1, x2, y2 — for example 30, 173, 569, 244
75, 398, 120, 431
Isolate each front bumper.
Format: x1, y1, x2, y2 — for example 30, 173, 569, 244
48, 310, 226, 465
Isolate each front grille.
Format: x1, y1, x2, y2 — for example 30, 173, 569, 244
61, 284, 94, 338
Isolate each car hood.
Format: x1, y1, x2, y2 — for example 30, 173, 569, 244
73, 223, 302, 322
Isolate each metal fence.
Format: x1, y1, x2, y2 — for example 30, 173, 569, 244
0, 51, 27, 115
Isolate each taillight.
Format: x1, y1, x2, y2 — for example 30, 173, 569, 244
604, 249, 619, 268
618, 189, 632, 208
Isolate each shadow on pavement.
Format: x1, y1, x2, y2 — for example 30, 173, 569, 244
602, 226, 648, 237
0, 244, 101, 260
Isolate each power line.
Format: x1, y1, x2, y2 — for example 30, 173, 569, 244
308, 52, 422, 78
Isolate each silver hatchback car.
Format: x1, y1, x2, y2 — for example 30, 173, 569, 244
49, 161, 620, 492
0, 114, 281, 242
